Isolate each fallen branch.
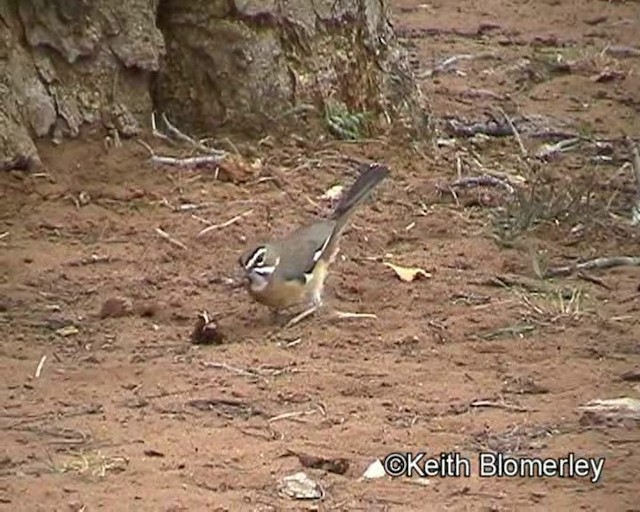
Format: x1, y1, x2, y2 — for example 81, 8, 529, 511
139, 113, 228, 169
196, 209, 254, 238
544, 256, 640, 278
155, 227, 188, 250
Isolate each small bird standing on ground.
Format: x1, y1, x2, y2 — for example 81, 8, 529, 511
238, 163, 390, 327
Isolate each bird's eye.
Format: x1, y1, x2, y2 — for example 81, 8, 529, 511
245, 247, 267, 269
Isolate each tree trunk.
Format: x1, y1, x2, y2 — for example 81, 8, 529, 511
0, 0, 425, 171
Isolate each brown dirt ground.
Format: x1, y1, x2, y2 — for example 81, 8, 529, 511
1, 1, 640, 510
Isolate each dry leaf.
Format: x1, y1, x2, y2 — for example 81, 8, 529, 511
384, 262, 431, 282
321, 184, 344, 201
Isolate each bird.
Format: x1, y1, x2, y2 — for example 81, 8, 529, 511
238, 163, 390, 327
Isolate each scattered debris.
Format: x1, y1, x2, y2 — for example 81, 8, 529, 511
190, 311, 225, 345
99, 297, 134, 319
283, 451, 350, 475
470, 399, 530, 413
155, 227, 188, 250
502, 375, 549, 395
278, 471, 324, 500
579, 397, 640, 421
268, 409, 319, 423
535, 137, 582, 160
196, 209, 253, 239
58, 450, 129, 477
438, 174, 517, 195
627, 137, 640, 225
421, 52, 497, 78
361, 459, 387, 480
544, 256, 640, 278
498, 106, 527, 157
55, 325, 79, 337
68, 254, 115, 267
187, 398, 264, 419
603, 46, 640, 59
481, 324, 535, 340
143, 449, 165, 458
384, 262, 432, 282
139, 113, 227, 169
332, 311, 378, 320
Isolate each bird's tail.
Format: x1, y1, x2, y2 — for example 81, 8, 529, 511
322, 163, 389, 260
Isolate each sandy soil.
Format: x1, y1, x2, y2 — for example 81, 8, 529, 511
1, 0, 639, 510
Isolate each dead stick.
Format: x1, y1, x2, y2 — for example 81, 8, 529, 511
34, 355, 47, 378
155, 227, 188, 250
544, 256, 640, 278
470, 400, 529, 412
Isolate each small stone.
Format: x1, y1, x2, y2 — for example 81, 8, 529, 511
99, 297, 134, 319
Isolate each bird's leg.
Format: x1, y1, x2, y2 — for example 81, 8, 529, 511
282, 304, 318, 329
282, 289, 324, 329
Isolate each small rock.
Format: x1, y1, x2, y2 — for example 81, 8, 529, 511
620, 369, 640, 382
278, 471, 323, 500
99, 297, 133, 319
134, 302, 158, 318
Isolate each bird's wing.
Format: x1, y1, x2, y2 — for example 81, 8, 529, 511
275, 221, 336, 282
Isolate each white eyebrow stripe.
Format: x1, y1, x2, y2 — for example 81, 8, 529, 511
252, 265, 276, 275
251, 256, 279, 276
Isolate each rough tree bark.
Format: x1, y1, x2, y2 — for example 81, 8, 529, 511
0, 0, 425, 171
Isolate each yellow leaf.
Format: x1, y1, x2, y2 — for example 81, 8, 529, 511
384, 262, 431, 282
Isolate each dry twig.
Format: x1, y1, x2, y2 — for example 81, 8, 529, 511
140, 113, 228, 169
470, 399, 530, 413
34, 355, 47, 378
498, 107, 527, 157
155, 227, 188, 250
196, 209, 254, 238
535, 137, 582, 160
